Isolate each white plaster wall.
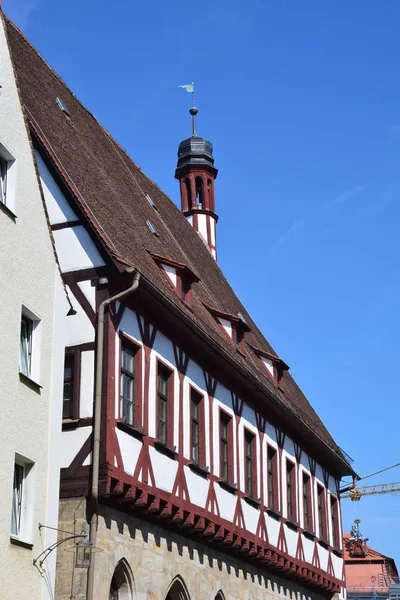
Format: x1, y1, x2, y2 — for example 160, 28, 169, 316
80, 350, 95, 418
197, 213, 208, 242
64, 285, 94, 346
149, 446, 178, 493
184, 466, 209, 508
77, 280, 96, 311
261, 356, 274, 376
217, 317, 232, 339
0, 17, 63, 600
162, 263, 177, 287
35, 151, 78, 224
53, 225, 105, 273
116, 429, 142, 477
59, 427, 92, 468
284, 524, 298, 558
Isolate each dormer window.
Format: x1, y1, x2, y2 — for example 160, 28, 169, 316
205, 306, 251, 352
149, 252, 199, 307
251, 346, 289, 389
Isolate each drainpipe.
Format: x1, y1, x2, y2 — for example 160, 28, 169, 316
86, 269, 140, 600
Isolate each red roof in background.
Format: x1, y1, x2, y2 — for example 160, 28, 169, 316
344, 533, 399, 592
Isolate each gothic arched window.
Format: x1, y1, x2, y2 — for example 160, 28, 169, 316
165, 576, 190, 600
109, 559, 134, 600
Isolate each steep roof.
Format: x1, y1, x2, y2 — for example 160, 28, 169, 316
2, 13, 353, 475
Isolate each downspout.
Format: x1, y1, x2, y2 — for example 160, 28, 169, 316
87, 269, 140, 600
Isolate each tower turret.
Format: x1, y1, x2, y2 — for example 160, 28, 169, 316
175, 106, 218, 260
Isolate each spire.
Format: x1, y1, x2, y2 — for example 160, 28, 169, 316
175, 92, 219, 261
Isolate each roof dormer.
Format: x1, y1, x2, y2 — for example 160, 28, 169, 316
251, 346, 289, 390
205, 306, 250, 352
150, 252, 199, 306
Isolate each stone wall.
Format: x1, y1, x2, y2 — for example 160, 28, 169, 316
56, 498, 335, 600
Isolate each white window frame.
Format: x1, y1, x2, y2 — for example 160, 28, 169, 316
0, 142, 16, 214
10, 454, 36, 544
19, 306, 42, 384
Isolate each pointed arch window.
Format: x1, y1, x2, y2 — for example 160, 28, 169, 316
109, 558, 134, 600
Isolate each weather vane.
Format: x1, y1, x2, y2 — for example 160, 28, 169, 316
178, 82, 198, 136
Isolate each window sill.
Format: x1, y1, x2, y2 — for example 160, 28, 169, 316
333, 548, 343, 558
62, 418, 81, 430
117, 420, 145, 440
218, 479, 237, 494
243, 495, 260, 508
188, 462, 209, 478
19, 372, 42, 393
319, 539, 330, 550
303, 530, 316, 540
266, 507, 281, 521
10, 536, 33, 550
154, 440, 177, 458
286, 519, 299, 531
0, 201, 17, 221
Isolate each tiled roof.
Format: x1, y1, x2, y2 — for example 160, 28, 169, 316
2, 12, 353, 475
343, 533, 398, 592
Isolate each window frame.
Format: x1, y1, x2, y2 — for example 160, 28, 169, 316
330, 494, 340, 549
0, 143, 16, 216
317, 484, 327, 541
156, 360, 174, 448
267, 445, 279, 512
63, 349, 81, 421
302, 472, 313, 533
244, 428, 257, 499
19, 306, 41, 384
219, 409, 234, 484
190, 386, 205, 467
10, 454, 35, 545
286, 459, 297, 523
118, 333, 142, 429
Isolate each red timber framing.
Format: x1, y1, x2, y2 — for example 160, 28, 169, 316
59, 295, 344, 594
56, 268, 345, 596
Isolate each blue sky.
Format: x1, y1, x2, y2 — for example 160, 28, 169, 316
6, 0, 400, 562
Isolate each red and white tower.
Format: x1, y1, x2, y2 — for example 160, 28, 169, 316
175, 106, 218, 260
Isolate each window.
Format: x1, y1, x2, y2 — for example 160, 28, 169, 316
120, 343, 136, 426
157, 363, 172, 446
63, 354, 75, 419
0, 144, 16, 214
181, 276, 191, 304
19, 307, 41, 384
10, 455, 35, 543
190, 388, 204, 465
331, 496, 339, 548
303, 473, 312, 532
20, 315, 33, 377
267, 446, 277, 510
317, 485, 326, 540
220, 411, 233, 483
0, 155, 8, 204
11, 463, 24, 537
286, 461, 296, 522
244, 430, 256, 497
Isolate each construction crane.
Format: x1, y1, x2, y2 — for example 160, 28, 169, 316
341, 481, 400, 501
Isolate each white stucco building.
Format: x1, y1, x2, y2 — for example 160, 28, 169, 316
0, 13, 68, 600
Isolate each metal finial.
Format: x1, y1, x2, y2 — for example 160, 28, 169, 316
189, 106, 198, 136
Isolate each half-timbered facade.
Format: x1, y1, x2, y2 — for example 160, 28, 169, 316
2, 12, 355, 600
